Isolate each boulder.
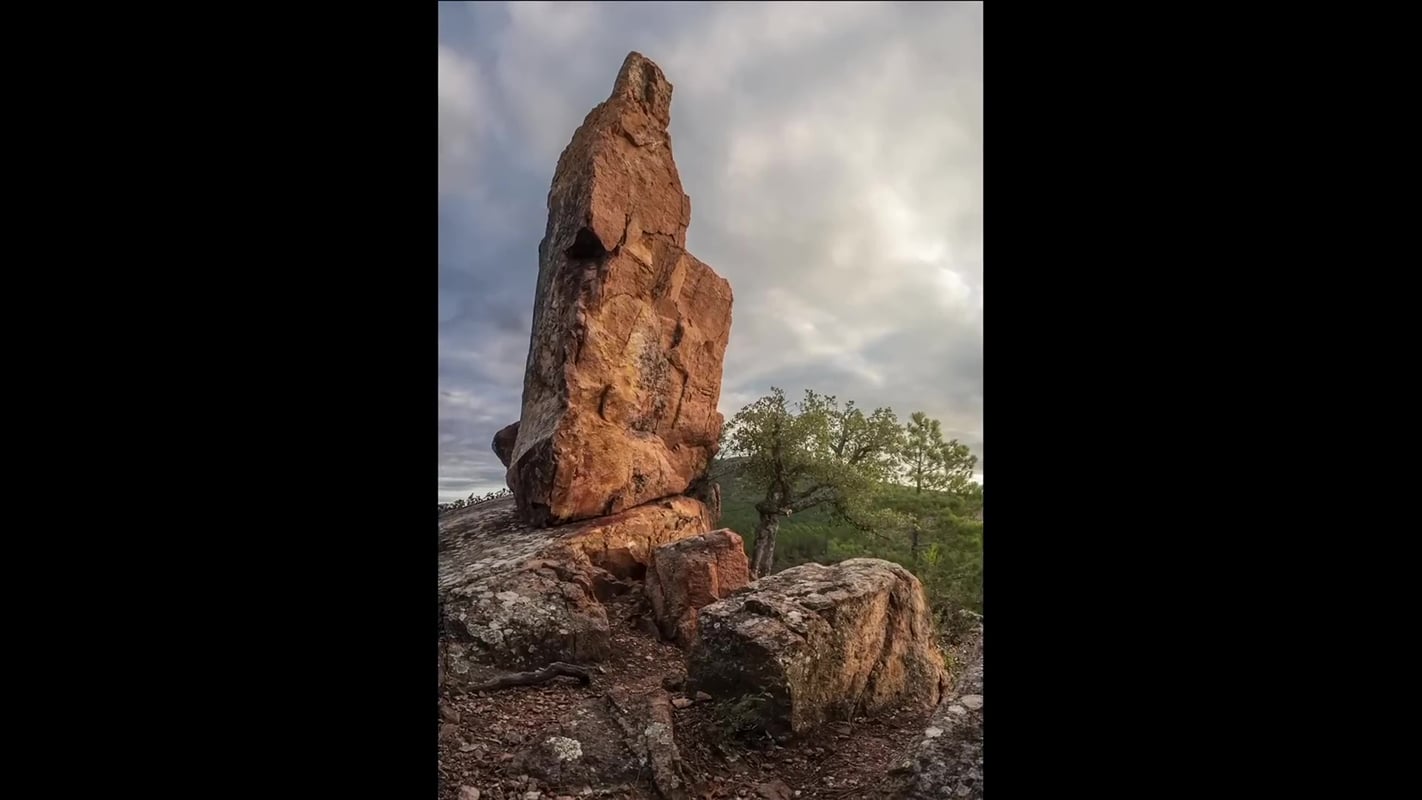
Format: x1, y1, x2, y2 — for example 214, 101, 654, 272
439, 494, 711, 672
687, 558, 946, 737
492, 421, 519, 468
645, 529, 750, 647
508, 51, 733, 527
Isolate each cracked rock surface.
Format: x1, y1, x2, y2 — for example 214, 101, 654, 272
440, 495, 711, 673
509, 51, 734, 528
688, 558, 947, 738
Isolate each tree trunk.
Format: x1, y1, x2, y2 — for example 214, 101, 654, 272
911, 526, 921, 563
751, 514, 780, 578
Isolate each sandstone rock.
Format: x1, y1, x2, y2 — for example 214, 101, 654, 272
509, 51, 733, 527
440, 495, 711, 671
645, 529, 750, 647
688, 558, 946, 737
458, 788, 481, 800
493, 421, 519, 468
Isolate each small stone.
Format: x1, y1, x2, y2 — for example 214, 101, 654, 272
458, 789, 481, 800
947, 704, 968, 716
672, 697, 694, 709
662, 673, 686, 691
924, 726, 945, 739
524, 792, 542, 800
755, 779, 793, 800
439, 701, 461, 723
695, 691, 712, 702
960, 694, 983, 710
439, 723, 460, 742
636, 615, 662, 638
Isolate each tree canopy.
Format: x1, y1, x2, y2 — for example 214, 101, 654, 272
723, 387, 902, 576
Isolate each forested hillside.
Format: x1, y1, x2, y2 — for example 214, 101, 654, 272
716, 456, 983, 636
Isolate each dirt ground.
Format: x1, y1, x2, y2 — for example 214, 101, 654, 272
438, 593, 936, 800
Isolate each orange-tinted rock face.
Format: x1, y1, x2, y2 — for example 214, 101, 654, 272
509, 52, 733, 527
645, 528, 751, 647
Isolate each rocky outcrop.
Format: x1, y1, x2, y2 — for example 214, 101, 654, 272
492, 421, 519, 468
508, 51, 733, 527
893, 625, 983, 799
645, 528, 750, 647
688, 558, 946, 738
439, 495, 711, 673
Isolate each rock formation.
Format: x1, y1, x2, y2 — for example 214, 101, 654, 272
687, 558, 947, 738
491, 421, 519, 468
645, 528, 750, 647
440, 495, 711, 673
441, 51, 733, 684
507, 51, 734, 527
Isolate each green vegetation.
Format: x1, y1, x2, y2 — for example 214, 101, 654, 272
714, 387, 983, 638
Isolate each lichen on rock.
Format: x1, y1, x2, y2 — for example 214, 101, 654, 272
688, 558, 947, 738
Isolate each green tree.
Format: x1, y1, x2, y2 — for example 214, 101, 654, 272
902, 412, 978, 495
724, 387, 902, 577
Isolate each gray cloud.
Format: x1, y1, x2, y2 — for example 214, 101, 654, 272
438, 1, 983, 501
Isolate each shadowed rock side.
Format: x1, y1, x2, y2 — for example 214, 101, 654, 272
439, 495, 711, 673
492, 421, 519, 468
688, 559, 947, 738
509, 51, 734, 527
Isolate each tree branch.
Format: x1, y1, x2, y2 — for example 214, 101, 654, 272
456, 662, 592, 694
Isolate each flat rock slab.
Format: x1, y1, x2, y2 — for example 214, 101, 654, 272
689, 558, 946, 738
440, 495, 711, 672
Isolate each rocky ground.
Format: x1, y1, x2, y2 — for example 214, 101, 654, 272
438, 591, 947, 800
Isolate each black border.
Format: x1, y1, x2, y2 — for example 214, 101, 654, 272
48, 1, 1347, 795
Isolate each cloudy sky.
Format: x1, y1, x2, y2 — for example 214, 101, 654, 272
439, 1, 983, 502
